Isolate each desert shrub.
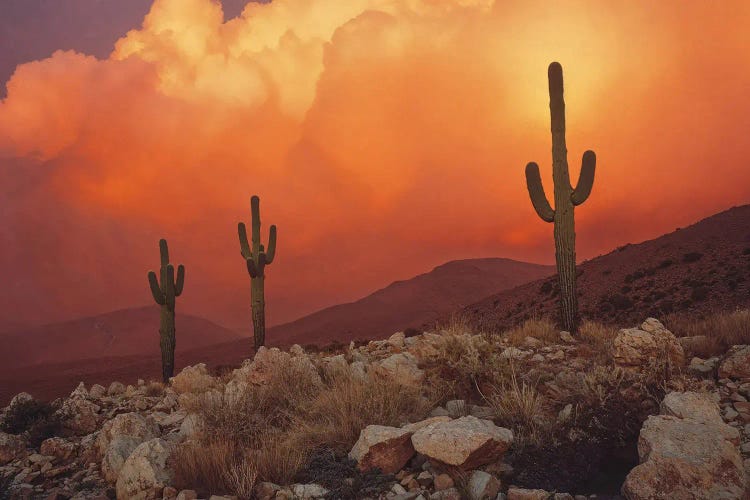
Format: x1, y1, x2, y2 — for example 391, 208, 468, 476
658, 259, 674, 269
504, 317, 558, 345
403, 327, 422, 338
683, 252, 703, 263
144, 381, 165, 397
690, 286, 709, 302
1, 398, 62, 447
485, 372, 549, 448
743, 247, 750, 255
540, 281, 553, 295
295, 372, 438, 452
577, 321, 619, 359
667, 309, 750, 354
187, 360, 438, 495
440, 312, 473, 337
609, 293, 633, 311
173, 439, 257, 497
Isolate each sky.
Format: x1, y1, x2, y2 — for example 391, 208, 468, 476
1, 0, 749, 332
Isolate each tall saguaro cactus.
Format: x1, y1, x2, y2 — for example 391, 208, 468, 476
147, 239, 185, 382
238, 195, 277, 349
525, 62, 597, 333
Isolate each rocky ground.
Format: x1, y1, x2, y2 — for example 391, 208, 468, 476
1, 317, 749, 499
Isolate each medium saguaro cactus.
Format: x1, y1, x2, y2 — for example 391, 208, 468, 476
525, 62, 597, 333
238, 195, 277, 349
147, 239, 185, 382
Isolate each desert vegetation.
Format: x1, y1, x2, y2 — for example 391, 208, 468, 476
238, 195, 278, 350
524, 62, 597, 334
1, 309, 749, 498
147, 238, 186, 382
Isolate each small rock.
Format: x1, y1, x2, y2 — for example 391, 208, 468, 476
467, 470, 500, 500
349, 425, 414, 474
433, 473, 454, 491
0, 432, 25, 465
387, 332, 406, 349
507, 488, 550, 500
718, 345, 750, 379
559, 331, 576, 343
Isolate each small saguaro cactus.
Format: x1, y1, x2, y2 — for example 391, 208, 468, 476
238, 195, 277, 350
525, 62, 597, 333
147, 239, 185, 382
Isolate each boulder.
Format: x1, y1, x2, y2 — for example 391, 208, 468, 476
612, 318, 684, 368
89, 384, 107, 399
622, 392, 746, 499
411, 416, 513, 469
116, 438, 175, 500
0, 431, 25, 465
96, 413, 160, 483
687, 357, 718, 377
107, 382, 126, 396
40, 437, 76, 461
372, 353, 424, 385
230, 347, 321, 387
170, 364, 216, 394
659, 391, 729, 428
59, 395, 100, 435
719, 345, 750, 379
349, 425, 414, 473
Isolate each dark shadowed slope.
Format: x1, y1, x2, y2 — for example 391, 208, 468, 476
460, 205, 750, 332
265, 258, 554, 346
0, 306, 244, 370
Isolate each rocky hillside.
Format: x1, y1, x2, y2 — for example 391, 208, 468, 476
0, 307, 243, 370
460, 205, 750, 332
0, 314, 748, 499
266, 258, 553, 346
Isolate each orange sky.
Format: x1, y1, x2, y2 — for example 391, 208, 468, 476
1, 0, 749, 331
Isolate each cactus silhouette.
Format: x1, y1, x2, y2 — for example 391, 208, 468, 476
147, 239, 185, 382
238, 195, 277, 349
525, 62, 597, 333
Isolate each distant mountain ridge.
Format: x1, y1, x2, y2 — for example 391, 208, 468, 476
0, 306, 243, 370
459, 205, 750, 332
265, 257, 554, 346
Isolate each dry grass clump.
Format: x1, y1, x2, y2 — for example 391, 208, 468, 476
180, 362, 438, 497
485, 371, 549, 448
666, 308, 750, 356
296, 372, 438, 452
440, 312, 474, 337
429, 330, 512, 398
143, 381, 165, 397
576, 320, 619, 361
503, 317, 558, 345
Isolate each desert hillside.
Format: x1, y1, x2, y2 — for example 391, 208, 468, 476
460, 205, 750, 332
266, 258, 554, 346
0, 307, 243, 370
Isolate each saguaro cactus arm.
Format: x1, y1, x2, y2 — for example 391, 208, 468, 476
264, 225, 277, 264
571, 150, 596, 206
148, 271, 165, 305
238, 223, 252, 259
174, 264, 185, 296
525, 162, 555, 223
